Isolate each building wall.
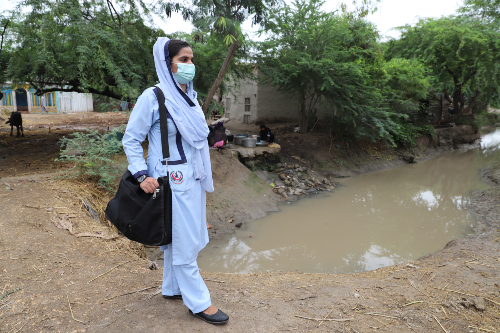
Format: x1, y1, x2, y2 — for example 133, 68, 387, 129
224, 77, 258, 124
1, 85, 94, 114
30, 90, 59, 114
223, 69, 330, 125
0, 89, 15, 116
59, 92, 93, 113
255, 83, 298, 123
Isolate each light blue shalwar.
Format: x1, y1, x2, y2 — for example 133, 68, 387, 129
122, 87, 211, 313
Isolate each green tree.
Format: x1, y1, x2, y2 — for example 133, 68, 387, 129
385, 16, 500, 114
170, 30, 254, 113
257, 0, 400, 143
0, 14, 13, 99
376, 58, 433, 114
6, 0, 162, 100
163, 0, 281, 114
459, 0, 500, 22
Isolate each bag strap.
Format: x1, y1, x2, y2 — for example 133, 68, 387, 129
152, 86, 170, 161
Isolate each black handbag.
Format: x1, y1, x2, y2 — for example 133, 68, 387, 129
105, 87, 172, 246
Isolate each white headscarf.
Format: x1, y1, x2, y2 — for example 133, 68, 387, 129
153, 37, 214, 193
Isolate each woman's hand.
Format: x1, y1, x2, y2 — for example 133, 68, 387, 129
140, 177, 160, 193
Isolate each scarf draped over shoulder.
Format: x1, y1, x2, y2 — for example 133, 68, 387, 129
153, 37, 214, 192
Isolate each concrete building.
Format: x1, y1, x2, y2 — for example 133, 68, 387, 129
223, 70, 298, 124
0, 84, 93, 114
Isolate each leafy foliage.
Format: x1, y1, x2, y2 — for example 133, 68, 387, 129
385, 16, 500, 114
459, 0, 500, 22
257, 0, 405, 145
7, 0, 162, 100
0, 14, 13, 91
376, 58, 433, 114
163, 0, 282, 113
169, 30, 254, 115
56, 126, 126, 190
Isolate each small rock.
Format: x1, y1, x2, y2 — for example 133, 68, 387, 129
473, 297, 486, 311
235, 222, 243, 228
148, 261, 159, 270
460, 298, 474, 309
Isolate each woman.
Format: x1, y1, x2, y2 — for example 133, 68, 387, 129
257, 124, 275, 143
122, 38, 229, 325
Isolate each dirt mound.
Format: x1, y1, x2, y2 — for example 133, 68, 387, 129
206, 150, 280, 236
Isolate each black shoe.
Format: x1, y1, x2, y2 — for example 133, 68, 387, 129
189, 309, 229, 325
163, 295, 182, 299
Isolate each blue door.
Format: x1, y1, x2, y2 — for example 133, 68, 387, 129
15, 89, 28, 112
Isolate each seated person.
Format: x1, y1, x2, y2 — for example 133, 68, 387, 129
257, 124, 275, 143
208, 121, 227, 147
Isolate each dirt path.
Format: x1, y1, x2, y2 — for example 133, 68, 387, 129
1, 114, 500, 332
1, 175, 500, 332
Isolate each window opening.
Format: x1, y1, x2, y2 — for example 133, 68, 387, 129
245, 97, 250, 112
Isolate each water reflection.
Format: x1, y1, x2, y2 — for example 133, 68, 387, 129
481, 128, 500, 152
199, 129, 500, 274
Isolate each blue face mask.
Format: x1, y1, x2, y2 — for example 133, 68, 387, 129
173, 63, 195, 84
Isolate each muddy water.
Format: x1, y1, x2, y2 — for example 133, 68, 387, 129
199, 129, 500, 274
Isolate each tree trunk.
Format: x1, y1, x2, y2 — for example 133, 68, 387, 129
201, 39, 238, 115
298, 92, 307, 134
453, 86, 462, 114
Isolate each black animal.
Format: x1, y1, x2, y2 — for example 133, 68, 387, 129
5, 111, 24, 137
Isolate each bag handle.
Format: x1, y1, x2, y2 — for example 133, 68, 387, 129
153, 87, 170, 161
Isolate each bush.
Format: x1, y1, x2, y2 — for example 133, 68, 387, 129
475, 112, 500, 128
56, 126, 126, 190
393, 123, 436, 148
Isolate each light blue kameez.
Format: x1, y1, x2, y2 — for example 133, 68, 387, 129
122, 87, 211, 311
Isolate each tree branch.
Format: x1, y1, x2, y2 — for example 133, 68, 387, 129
444, 65, 458, 84
81, 11, 114, 29
212, 0, 222, 10
0, 19, 9, 53
444, 91, 453, 103
463, 70, 478, 85
28, 82, 128, 101
233, 3, 243, 16
107, 0, 122, 28
464, 81, 483, 114
106, 0, 117, 25
202, 39, 238, 114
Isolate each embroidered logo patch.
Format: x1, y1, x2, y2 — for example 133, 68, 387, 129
170, 171, 184, 185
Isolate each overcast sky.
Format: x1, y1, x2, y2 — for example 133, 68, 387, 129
1, 0, 464, 39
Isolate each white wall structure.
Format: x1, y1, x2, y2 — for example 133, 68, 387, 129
59, 92, 93, 113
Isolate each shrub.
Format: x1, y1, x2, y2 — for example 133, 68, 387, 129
56, 126, 126, 190
476, 112, 500, 128
393, 123, 436, 148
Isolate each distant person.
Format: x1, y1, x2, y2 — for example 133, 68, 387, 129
448, 103, 456, 115
120, 101, 127, 111
127, 101, 132, 112
208, 121, 227, 147
41, 95, 46, 114
257, 124, 275, 143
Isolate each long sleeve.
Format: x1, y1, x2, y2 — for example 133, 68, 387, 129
122, 89, 155, 178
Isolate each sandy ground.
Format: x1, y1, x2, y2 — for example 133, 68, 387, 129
1, 113, 500, 332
